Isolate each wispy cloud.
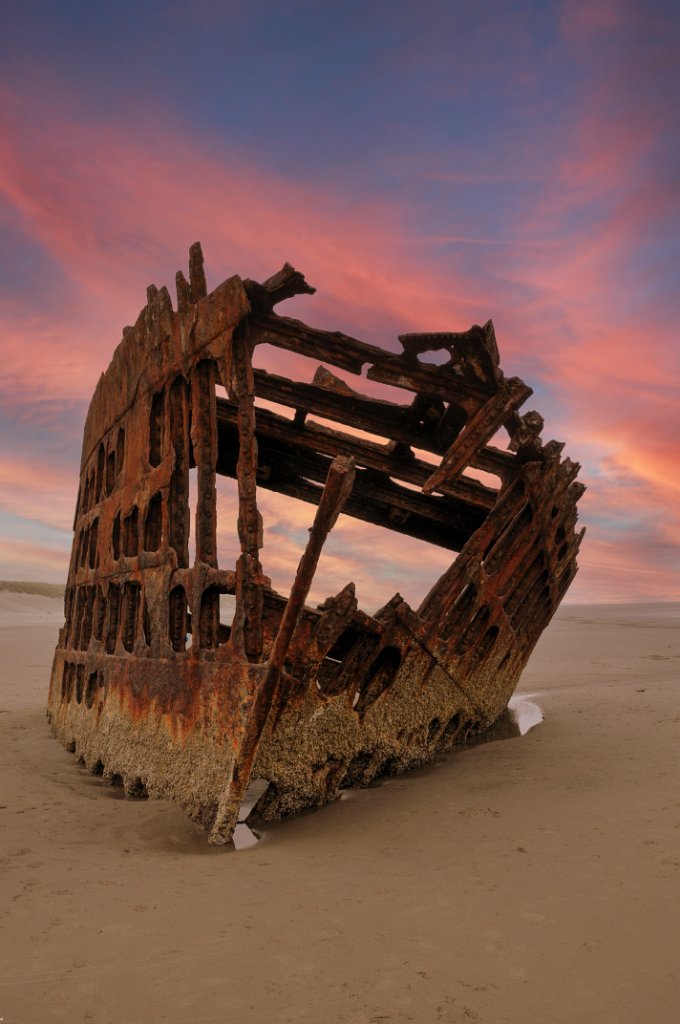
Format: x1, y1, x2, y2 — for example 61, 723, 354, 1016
0, 455, 77, 532
1, 22, 678, 603
0, 537, 70, 581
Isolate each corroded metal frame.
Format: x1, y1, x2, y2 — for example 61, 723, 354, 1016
48, 244, 584, 844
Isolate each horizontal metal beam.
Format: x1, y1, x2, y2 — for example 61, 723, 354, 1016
216, 417, 486, 551
216, 399, 497, 511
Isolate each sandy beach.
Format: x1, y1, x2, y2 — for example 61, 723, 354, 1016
0, 590, 677, 1023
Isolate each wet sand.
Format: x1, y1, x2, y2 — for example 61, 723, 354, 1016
0, 593, 678, 1023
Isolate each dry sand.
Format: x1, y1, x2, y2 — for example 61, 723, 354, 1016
0, 589, 678, 1023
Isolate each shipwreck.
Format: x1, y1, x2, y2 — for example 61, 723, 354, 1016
48, 244, 584, 844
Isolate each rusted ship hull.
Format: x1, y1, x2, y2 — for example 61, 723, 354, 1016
48, 245, 584, 843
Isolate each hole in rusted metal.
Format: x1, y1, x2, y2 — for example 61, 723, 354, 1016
80, 587, 95, 650
443, 713, 464, 742
62, 663, 74, 702
474, 624, 499, 664
169, 585, 188, 652
95, 443, 105, 501
441, 582, 477, 641
105, 585, 121, 654
427, 717, 443, 744
504, 553, 546, 624
343, 750, 373, 786
112, 511, 121, 560
62, 588, 74, 647
85, 672, 98, 709
354, 645, 402, 715
122, 582, 140, 653
128, 778, 149, 799
105, 450, 116, 497
199, 585, 220, 649
149, 391, 164, 467
78, 527, 87, 569
142, 597, 152, 647
168, 377, 190, 568
72, 588, 85, 647
456, 605, 490, 656
123, 507, 139, 557
88, 519, 99, 569
144, 492, 163, 552
484, 504, 533, 576
116, 426, 125, 477
188, 465, 198, 564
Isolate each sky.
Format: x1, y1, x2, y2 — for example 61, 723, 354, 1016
0, 0, 678, 607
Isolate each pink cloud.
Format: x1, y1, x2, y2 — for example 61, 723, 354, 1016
483, 41, 680, 602
0, 84, 486, 340
1, 76, 678, 603
0, 81, 518, 606
0, 455, 77, 532
0, 302, 113, 407
559, 0, 628, 43
0, 537, 70, 581
0, 82, 499, 436
569, 532, 680, 604
216, 479, 452, 612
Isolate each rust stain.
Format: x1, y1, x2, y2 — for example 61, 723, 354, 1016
47, 245, 585, 844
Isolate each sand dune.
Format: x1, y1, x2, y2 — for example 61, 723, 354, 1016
0, 579, 65, 598
0, 596, 678, 1023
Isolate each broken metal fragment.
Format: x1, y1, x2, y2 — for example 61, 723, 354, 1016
48, 245, 585, 844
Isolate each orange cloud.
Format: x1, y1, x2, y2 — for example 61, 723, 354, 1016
0, 537, 70, 581
1, 75, 678, 603
559, 0, 629, 43
485, 47, 680, 602
0, 456, 77, 532
216, 479, 452, 612
0, 84, 486, 344
569, 532, 680, 604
